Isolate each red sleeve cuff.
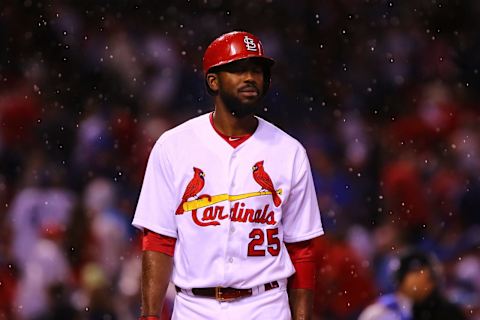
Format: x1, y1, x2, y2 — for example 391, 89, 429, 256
289, 260, 316, 290
286, 240, 316, 289
142, 229, 176, 256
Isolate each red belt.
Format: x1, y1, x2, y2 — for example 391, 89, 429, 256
175, 281, 279, 301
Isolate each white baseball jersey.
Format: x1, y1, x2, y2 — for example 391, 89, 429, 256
132, 112, 323, 289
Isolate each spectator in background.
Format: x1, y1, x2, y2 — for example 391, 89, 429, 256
0, 207, 17, 320
313, 235, 377, 320
413, 285, 467, 320
14, 224, 71, 319
7, 154, 75, 319
83, 178, 130, 281
359, 250, 465, 320
33, 283, 79, 320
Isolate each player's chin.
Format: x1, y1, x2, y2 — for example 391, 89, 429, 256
232, 104, 259, 118
238, 98, 259, 108
237, 93, 262, 105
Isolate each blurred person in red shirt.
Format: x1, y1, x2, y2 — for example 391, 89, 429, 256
313, 235, 377, 320
0, 213, 18, 320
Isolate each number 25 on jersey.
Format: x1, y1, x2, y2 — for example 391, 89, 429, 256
248, 228, 280, 256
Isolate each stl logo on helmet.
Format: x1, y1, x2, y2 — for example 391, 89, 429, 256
244, 36, 258, 52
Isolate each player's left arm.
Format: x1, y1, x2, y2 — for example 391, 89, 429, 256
282, 149, 324, 320
289, 288, 313, 320
286, 240, 316, 320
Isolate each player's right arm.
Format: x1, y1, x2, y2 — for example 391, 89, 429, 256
132, 139, 178, 317
140, 229, 176, 317
141, 250, 173, 317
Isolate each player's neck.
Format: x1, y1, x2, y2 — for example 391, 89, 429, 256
212, 105, 258, 137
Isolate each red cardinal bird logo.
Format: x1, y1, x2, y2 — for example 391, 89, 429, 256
252, 160, 282, 207
176, 167, 205, 214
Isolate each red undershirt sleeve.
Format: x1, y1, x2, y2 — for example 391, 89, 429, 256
142, 229, 177, 257
285, 239, 316, 290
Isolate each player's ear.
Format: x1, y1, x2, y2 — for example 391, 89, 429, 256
206, 73, 219, 92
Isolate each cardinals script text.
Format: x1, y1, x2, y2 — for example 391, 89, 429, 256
189, 201, 277, 227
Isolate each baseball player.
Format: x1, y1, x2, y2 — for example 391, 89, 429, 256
132, 31, 324, 320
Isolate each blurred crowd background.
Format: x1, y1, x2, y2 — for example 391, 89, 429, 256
1, 1, 479, 319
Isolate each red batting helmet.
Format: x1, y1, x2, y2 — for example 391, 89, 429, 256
203, 31, 275, 74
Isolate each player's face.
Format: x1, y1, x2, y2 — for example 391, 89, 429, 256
216, 59, 265, 118
400, 268, 435, 302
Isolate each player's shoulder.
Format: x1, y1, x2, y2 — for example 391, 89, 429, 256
256, 116, 306, 152
156, 113, 209, 146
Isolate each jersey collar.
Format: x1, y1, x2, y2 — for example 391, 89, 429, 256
209, 112, 254, 148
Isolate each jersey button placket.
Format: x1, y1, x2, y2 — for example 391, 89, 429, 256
225, 150, 238, 277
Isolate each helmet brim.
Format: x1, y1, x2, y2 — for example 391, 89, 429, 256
205, 56, 274, 74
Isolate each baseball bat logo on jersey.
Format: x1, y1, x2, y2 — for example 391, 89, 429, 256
176, 161, 282, 227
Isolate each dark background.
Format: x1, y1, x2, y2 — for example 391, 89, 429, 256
1, 1, 479, 319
